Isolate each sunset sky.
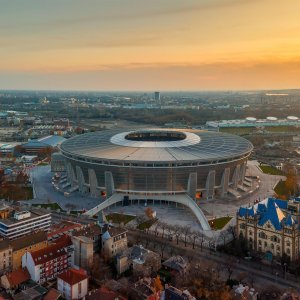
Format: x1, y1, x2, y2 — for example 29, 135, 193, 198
1, 0, 300, 90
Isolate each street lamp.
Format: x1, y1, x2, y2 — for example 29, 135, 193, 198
284, 262, 287, 280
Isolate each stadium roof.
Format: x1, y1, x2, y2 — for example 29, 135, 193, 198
61, 129, 253, 163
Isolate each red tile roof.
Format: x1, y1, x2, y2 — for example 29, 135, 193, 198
5, 268, 30, 287
48, 221, 82, 239
44, 288, 61, 300
86, 287, 127, 300
31, 235, 72, 265
57, 268, 88, 286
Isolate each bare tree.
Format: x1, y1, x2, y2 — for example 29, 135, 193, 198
190, 231, 198, 249
181, 225, 191, 247
198, 231, 206, 252
227, 225, 237, 240
224, 257, 236, 281
158, 221, 167, 239
157, 241, 168, 259
173, 225, 182, 245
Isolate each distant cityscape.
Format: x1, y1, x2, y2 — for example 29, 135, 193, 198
0, 89, 299, 299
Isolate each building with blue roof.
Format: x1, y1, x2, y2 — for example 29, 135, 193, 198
237, 197, 300, 261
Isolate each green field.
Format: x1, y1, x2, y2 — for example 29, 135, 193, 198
209, 216, 232, 230
220, 127, 255, 135
106, 213, 136, 224
259, 165, 284, 175
274, 180, 294, 197
266, 126, 300, 133
137, 218, 158, 230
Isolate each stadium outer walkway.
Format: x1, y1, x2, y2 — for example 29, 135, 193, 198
83, 193, 211, 231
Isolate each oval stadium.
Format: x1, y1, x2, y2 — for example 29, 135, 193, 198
57, 129, 253, 229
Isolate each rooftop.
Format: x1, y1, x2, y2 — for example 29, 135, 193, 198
10, 230, 47, 251
102, 227, 127, 241
0, 208, 50, 226
238, 198, 298, 230
31, 235, 72, 265
57, 268, 88, 286
4, 268, 30, 287
61, 129, 253, 163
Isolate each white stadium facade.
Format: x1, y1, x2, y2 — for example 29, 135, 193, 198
57, 129, 253, 230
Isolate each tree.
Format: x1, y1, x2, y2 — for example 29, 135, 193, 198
224, 257, 236, 281
145, 207, 154, 219
181, 226, 191, 247
158, 221, 167, 239
153, 275, 163, 292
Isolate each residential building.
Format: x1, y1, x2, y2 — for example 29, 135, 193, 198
71, 236, 93, 270
230, 284, 258, 300
129, 277, 161, 300
0, 208, 51, 240
101, 226, 127, 258
86, 287, 127, 300
0, 268, 30, 290
48, 221, 83, 242
73, 224, 102, 253
57, 268, 88, 300
165, 285, 196, 300
162, 256, 189, 275
116, 245, 161, 276
10, 230, 48, 270
44, 288, 61, 300
237, 197, 300, 261
22, 235, 74, 283
0, 239, 12, 274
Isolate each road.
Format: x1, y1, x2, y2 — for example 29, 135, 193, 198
127, 230, 300, 292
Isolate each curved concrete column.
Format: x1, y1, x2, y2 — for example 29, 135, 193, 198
232, 164, 241, 189
205, 170, 215, 199
83, 193, 211, 231
66, 162, 76, 187
240, 162, 247, 182
187, 172, 197, 199
105, 171, 115, 198
88, 168, 98, 197
221, 167, 230, 197
76, 166, 85, 193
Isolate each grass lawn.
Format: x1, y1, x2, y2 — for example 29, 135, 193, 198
137, 218, 158, 230
220, 127, 254, 135
274, 180, 290, 197
106, 213, 136, 224
32, 202, 64, 211
259, 165, 284, 175
209, 216, 232, 230
266, 126, 300, 133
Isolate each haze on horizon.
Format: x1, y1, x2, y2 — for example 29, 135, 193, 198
1, 0, 300, 91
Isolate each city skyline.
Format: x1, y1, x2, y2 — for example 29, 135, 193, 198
1, 0, 300, 90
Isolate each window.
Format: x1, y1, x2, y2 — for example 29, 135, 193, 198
259, 232, 267, 239
287, 248, 290, 254
78, 282, 82, 294
264, 242, 267, 247
258, 240, 262, 246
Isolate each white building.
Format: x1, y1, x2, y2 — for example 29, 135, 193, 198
57, 268, 88, 300
101, 226, 127, 258
0, 209, 51, 240
22, 236, 74, 283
